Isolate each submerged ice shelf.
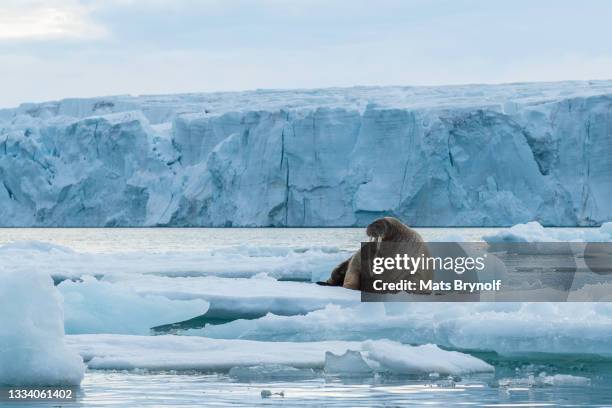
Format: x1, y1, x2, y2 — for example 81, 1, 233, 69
1, 81, 612, 226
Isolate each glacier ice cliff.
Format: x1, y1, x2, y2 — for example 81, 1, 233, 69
0, 81, 611, 226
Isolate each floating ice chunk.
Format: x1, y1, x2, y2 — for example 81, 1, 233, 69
197, 303, 612, 356
196, 303, 388, 342
0, 241, 348, 282
66, 335, 491, 376
67, 334, 360, 371
483, 221, 612, 243
114, 274, 358, 321
600, 222, 612, 236
0, 269, 84, 386
59, 276, 209, 335
498, 373, 590, 388
484, 221, 557, 242
362, 340, 493, 375
323, 341, 492, 376
0, 240, 75, 253
324, 350, 373, 375
538, 373, 591, 386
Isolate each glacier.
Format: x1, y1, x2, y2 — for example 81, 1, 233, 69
1, 80, 611, 226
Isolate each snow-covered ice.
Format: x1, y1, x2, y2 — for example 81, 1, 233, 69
1, 226, 610, 389
324, 341, 493, 376
0, 269, 84, 386
195, 303, 612, 356
360, 340, 493, 375
0, 240, 349, 282
110, 273, 359, 319
58, 273, 358, 333
484, 221, 612, 242
67, 334, 354, 371
59, 276, 209, 334
1, 81, 612, 226
0, 241, 358, 333
66, 335, 492, 375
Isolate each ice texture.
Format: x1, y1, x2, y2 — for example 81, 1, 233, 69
0, 228, 609, 385
0, 241, 349, 282
0, 241, 359, 323
0, 269, 85, 386
497, 373, 591, 388
196, 303, 612, 356
2, 238, 611, 357
324, 350, 373, 375
59, 276, 210, 334
1, 81, 612, 226
484, 221, 612, 242
66, 335, 367, 371
109, 273, 359, 319
361, 340, 493, 375
66, 335, 492, 375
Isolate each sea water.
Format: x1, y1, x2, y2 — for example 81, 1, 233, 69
0, 228, 610, 407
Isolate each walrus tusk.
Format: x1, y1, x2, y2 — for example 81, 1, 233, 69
376, 236, 382, 251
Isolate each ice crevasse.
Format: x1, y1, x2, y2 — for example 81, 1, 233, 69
1, 81, 611, 226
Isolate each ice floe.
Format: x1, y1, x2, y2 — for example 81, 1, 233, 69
59, 276, 209, 335
484, 221, 612, 243
195, 303, 612, 356
0, 269, 84, 386
0, 241, 349, 282
110, 273, 358, 319
361, 340, 493, 375
66, 335, 492, 375
324, 350, 373, 375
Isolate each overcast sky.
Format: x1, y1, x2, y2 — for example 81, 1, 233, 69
1, 0, 611, 107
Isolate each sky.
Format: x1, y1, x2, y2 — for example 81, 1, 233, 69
1, 0, 611, 108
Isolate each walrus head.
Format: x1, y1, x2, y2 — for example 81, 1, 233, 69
366, 217, 409, 242
366, 219, 386, 241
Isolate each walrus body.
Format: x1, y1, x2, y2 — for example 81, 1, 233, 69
318, 217, 431, 290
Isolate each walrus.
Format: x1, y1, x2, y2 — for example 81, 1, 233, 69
317, 217, 432, 291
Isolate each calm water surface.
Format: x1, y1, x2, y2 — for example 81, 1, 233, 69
0, 227, 591, 253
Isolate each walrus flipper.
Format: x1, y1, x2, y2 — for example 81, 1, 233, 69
317, 258, 350, 286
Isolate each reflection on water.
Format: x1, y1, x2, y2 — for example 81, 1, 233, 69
5, 370, 611, 407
